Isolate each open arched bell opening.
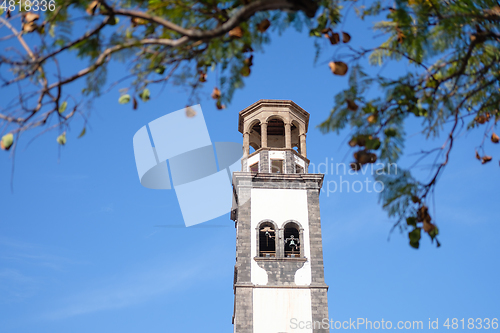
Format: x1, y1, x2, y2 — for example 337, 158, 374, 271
249, 121, 262, 151
258, 222, 276, 257
291, 120, 300, 153
249, 142, 259, 154
267, 117, 285, 148
284, 222, 301, 258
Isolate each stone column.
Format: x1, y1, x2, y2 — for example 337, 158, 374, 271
285, 123, 291, 149
277, 228, 284, 258
300, 133, 307, 157
243, 131, 250, 156
261, 122, 268, 148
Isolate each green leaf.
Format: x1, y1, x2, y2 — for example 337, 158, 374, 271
0, 8, 4, 16
1, 133, 14, 150
309, 27, 321, 37
70, 35, 100, 59
139, 89, 150, 102
241, 66, 251, 77
384, 128, 397, 137
57, 132, 67, 145
362, 102, 377, 114
429, 226, 439, 239
118, 94, 131, 104
108, 16, 119, 26
77, 127, 86, 138
55, 39, 66, 47
58, 101, 67, 114
366, 137, 381, 150
155, 66, 165, 75
412, 108, 428, 117
48, 24, 55, 38
406, 216, 417, 227
145, 24, 155, 35
409, 228, 421, 249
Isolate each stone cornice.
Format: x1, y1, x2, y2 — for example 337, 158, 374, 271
232, 172, 324, 189
233, 283, 329, 290
238, 99, 310, 133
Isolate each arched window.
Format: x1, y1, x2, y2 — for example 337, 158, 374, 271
291, 121, 300, 153
266, 117, 285, 148
249, 142, 259, 154
249, 122, 262, 151
284, 222, 301, 258
258, 222, 276, 257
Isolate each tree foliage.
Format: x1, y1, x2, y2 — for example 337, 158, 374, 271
1, 0, 499, 248
319, 0, 500, 248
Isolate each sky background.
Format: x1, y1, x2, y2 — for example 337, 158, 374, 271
1, 6, 499, 333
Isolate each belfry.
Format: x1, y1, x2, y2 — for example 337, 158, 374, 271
231, 100, 329, 333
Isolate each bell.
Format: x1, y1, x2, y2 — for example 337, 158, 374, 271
289, 239, 296, 247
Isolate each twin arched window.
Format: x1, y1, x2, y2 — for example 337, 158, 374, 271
257, 221, 302, 258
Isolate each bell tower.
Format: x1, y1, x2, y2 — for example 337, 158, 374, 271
231, 100, 329, 333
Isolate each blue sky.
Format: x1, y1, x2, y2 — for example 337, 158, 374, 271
1, 8, 499, 333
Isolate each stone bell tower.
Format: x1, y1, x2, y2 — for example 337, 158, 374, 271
231, 100, 329, 333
